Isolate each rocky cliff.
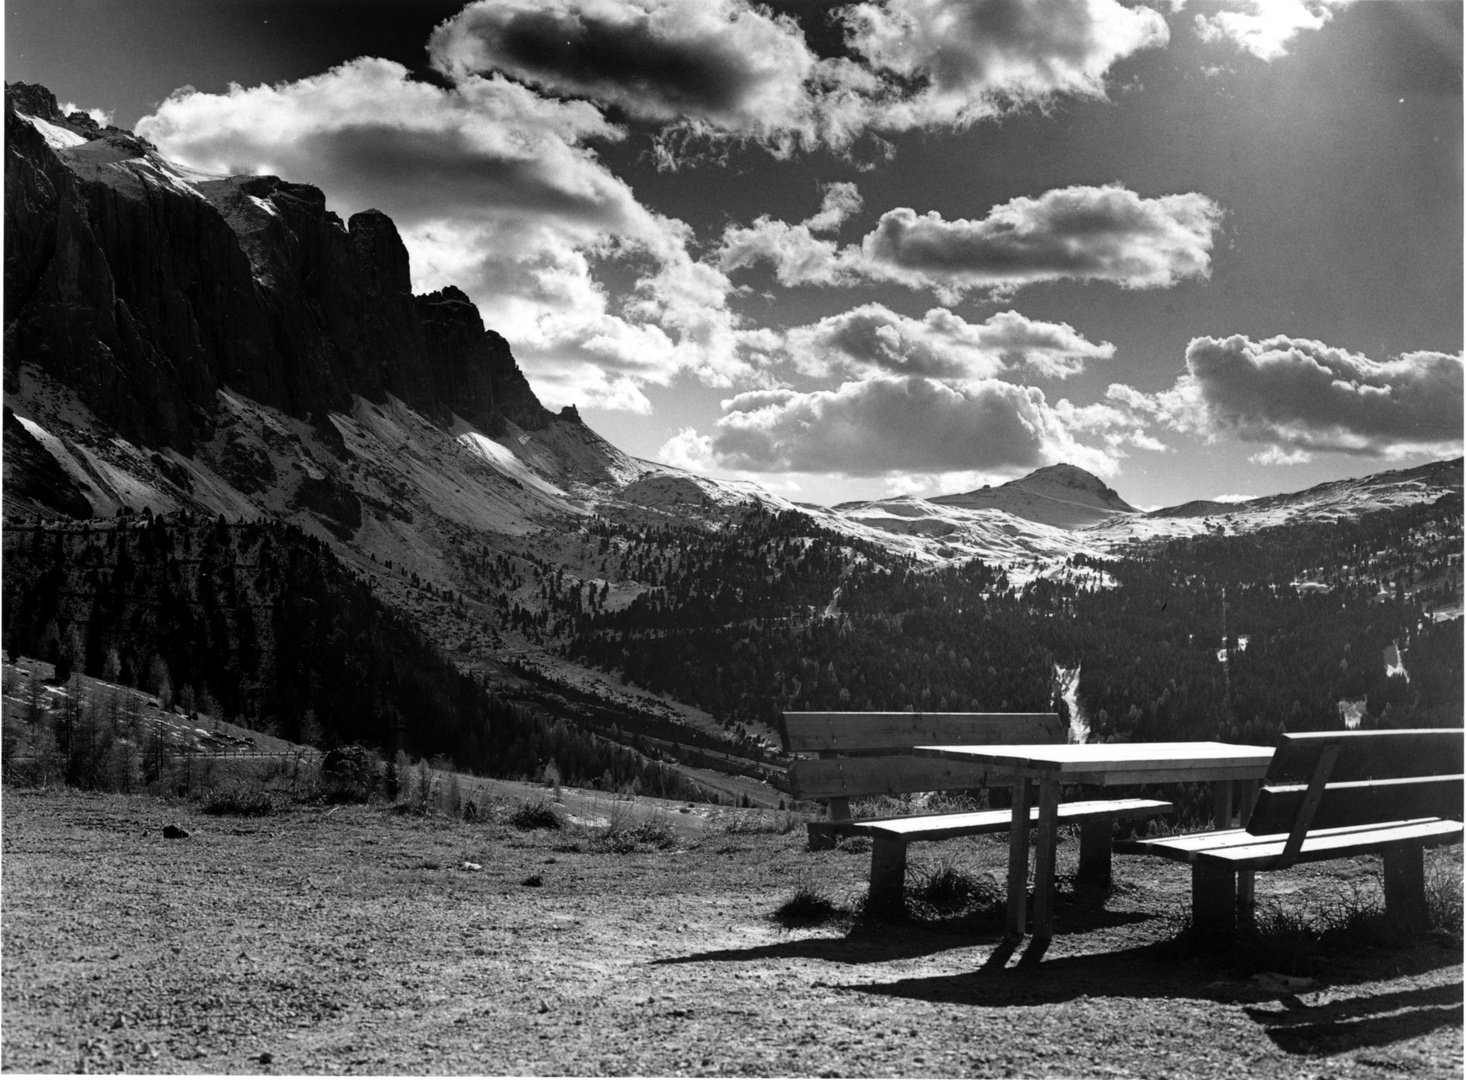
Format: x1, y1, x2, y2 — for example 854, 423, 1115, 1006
3, 81, 559, 455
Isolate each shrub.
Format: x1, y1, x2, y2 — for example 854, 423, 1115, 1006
320, 744, 378, 804
509, 796, 563, 831
202, 784, 281, 817
596, 812, 678, 854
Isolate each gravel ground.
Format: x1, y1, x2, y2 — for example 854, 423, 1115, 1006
2, 786, 1461, 1077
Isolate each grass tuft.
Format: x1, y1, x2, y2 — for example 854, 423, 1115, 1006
907, 858, 1003, 920
1425, 848, 1463, 936
772, 882, 846, 928
508, 796, 563, 831
720, 810, 801, 836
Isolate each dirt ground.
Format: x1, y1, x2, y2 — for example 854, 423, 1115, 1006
2, 785, 1461, 1077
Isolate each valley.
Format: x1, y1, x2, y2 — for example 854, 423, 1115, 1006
3, 80, 1462, 806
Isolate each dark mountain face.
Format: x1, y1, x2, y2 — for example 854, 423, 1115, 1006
3, 81, 556, 455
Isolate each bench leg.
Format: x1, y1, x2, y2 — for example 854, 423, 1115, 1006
1192, 864, 1236, 934
808, 796, 852, 850
1006, 777, 1032, 937
1077, 818, 1112, 885
869, 837, 907, 918
1382, 846, 1429, 934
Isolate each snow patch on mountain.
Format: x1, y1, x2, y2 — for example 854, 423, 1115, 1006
456, 430, 569, 500
20, 113, 89, 150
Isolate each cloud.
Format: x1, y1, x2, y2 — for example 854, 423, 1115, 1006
136, 57, 754, 410
430, 0, 1170, 157
721, 183, 1223, 298
429, 0, 830, 153
1247, 447, 1313, 466
1138, 334, 1464, 457
861, 184, 1223, 297
1191, 0, 1354, 62
840, 0, 1170, 129
804, 182, 864, 233
716, 181, 866, 286
60, 101, 114, 127
697, 374, 1116, 477
783, 305, 1114, 380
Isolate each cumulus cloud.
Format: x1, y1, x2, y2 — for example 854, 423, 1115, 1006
720, 183, 1223, 298
1133, 334, 1463, 458
428, 0, 831, 152
841, 0, 1169, 128
697, 374, 1116, 477
783, 305, 1114, 380
716, 182, 867, 286
136, 58, 756, 409
1191, 0, 1354, 62
861, 184, 1223, 297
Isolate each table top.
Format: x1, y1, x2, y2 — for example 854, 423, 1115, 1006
913, 740, 1275, 785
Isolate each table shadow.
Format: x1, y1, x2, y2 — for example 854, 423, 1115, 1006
654, 902, 1157, 969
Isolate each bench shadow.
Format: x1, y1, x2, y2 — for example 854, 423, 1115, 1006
848, 941, 1462, 1055
1243, 982, 1463, 1056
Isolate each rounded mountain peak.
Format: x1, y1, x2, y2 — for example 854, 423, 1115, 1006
1014, 464, 1134, 511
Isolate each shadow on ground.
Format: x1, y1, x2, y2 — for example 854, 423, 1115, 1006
1242, 982, 1462, 1056
841, 938, 1462, 1056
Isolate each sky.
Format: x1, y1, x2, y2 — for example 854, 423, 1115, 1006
7, 0, 1463, 510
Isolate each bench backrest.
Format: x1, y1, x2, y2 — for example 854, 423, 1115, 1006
1247, 728, 1464, 864
783, 711, 1064, 803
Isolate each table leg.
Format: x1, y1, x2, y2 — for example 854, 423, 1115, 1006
1031, 778, 1061, 942
1211, 779, 1234, 830
1006, 777, 1031, 937
1236, 779, 1259, 924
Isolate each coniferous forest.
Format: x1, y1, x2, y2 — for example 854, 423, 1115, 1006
3, 491, 1459, 799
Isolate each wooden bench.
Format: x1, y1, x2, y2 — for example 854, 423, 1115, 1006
783, 711, 1172, 915
1118, 728, 1464, 933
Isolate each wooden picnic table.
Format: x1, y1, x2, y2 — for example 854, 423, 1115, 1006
913, 741, 1276, 950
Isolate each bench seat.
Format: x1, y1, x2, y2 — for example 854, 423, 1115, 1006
857, 798, 1173, 842
860, 798, 1172, 914
1121, 817, 1462, 872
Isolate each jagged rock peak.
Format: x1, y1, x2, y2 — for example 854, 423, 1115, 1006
7, 80, 156, 150
5, 79, 560, 447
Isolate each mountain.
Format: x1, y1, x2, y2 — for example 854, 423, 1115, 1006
928, 463, 1138, 528
1147, 458, 1462, 524
4, 80, 1460, 788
